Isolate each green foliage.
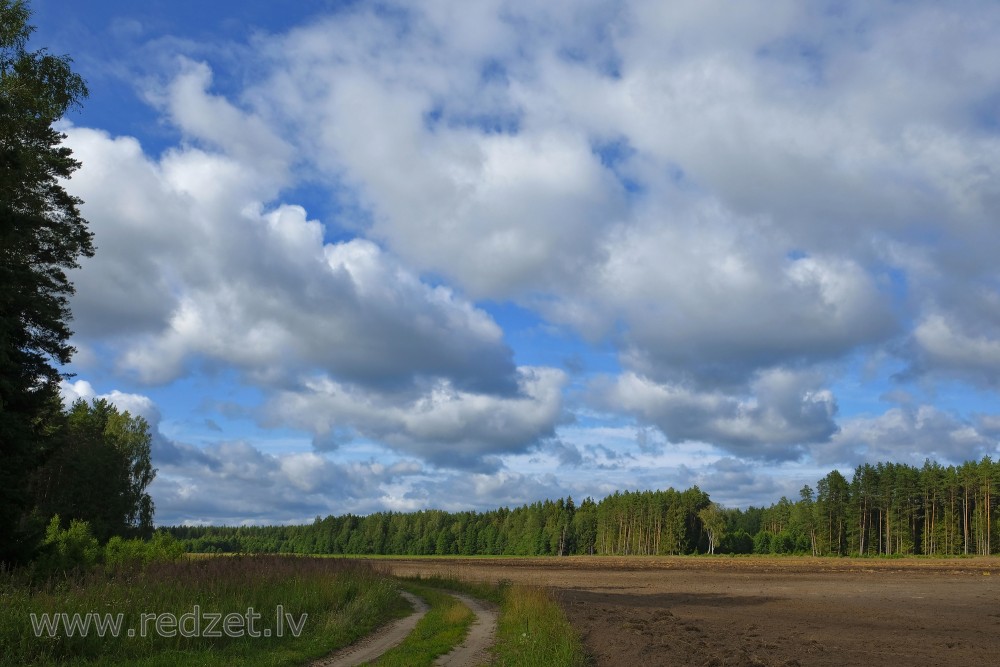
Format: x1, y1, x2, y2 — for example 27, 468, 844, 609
1, 555, 399, 666
726, 456, 1000, 557
33, 515, 100, 576
720, 529, 753, 554
0, 0, 93, 566
103, 532, 185, 569
493, 583, 586, 667
168, 486, 713, 557
752, 530, 771, 554
163, 455, 1000, 560
370, 583, 474, 666
396, 575, 584, 667
33, 398, 156, 543
698, 503, 726, 555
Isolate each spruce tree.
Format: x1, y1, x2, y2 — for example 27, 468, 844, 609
0, 0, 92, 564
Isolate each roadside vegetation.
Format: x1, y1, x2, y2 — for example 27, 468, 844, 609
368, 582, 473, 666
492, 583, 586, 667
0, 555, 401, 667
400, 575, 586, 667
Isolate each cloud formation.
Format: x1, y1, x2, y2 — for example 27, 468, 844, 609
47, 0, 1000, 520
599, 369, 838, 460
265, 367, 567, 470
66, 126, 518, 394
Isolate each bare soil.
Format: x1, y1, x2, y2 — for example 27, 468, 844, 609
435, 593, 498, 666
378, 556, 1000, 667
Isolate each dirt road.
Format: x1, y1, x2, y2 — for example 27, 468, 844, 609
434, 593, 498, 666
311, 588, 498, 667
379, 555, 1000, 667
311, 591, 429, 667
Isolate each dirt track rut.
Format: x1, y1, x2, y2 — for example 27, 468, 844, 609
311, 591, 429, 667
311, 589, 498, 667
434, 593, 498, 666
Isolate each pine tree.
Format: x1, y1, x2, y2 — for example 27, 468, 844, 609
1, 0, 92, 564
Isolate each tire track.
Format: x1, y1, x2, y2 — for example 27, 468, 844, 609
311, 591, 429, 667
434, 593, 499, 667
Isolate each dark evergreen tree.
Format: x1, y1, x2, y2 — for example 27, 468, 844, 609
33, 399, 155, 541
0, 0, 92, 564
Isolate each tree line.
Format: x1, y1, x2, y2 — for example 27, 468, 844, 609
1, 0, 155, 566
169, 457, 1000, 558
766, 458, 999, 557
168, 488, 713, 556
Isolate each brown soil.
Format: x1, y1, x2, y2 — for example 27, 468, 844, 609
377, 556, 1000, 667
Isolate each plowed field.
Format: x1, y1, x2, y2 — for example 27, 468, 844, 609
379, 556, 1000, 666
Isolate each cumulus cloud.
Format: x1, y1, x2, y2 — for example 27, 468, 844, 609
65, 124, 519, 394
155, 58, 293, 180
577, 203, 896, 385
59, 379, 160, 424
691, 458, 792, 509
818, 404, 1000, 467
256, 30, 628, 298
151, 441, 414, 524
239, 0, 1000, 393
909, 313, 1000, 388
265, 367, 567, 470
599, 369, 839, 460
49, 0, 1000, 517
59, 380, 441, 525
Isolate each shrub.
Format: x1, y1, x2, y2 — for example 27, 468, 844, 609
34, 516, 100, 576
104, 531, 185, 569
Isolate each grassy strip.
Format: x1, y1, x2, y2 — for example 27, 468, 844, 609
398, 574, 502, 604
492, 583, 587, 667
397, 575, 586, 667
366, 582, 473, 666
0, 555, 404, 667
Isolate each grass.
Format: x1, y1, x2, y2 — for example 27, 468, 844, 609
3, 556, 588, 667
398, 574, 586, 667
0, 555, 403, 667
367, 582, 474, 666
492, 583, 587, 667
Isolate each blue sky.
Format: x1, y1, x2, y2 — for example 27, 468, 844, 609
28, 0, 1000, 525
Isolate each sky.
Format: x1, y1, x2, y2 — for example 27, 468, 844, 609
27, 0, 1000, 525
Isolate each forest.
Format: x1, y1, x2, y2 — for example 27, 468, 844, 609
168, 456, 1000, 558
1, 0, 156, 567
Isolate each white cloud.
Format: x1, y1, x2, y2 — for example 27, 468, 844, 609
151, 439, 424, 525
585, 204, 896, 384
59, 379, 161, 425
47, 0, 1000, 518
243, 0, 986, 393
911, 313, 1000, 387
265, 366, 567, 469
818, 404, 1000, 466
65, 123, 519, 394
600, 369, 839, 459
157, 58, 293, 180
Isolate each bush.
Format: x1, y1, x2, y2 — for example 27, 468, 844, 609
721, 530, 753, 554
104, 531, 185, 569
752, 530, 771, 554
148, 530, 186, 561
34, 516, 100, 576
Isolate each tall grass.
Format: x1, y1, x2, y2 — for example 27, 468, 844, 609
399, 574, 586, 667
0, 555, 401, 667
493, 583, 586, 667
